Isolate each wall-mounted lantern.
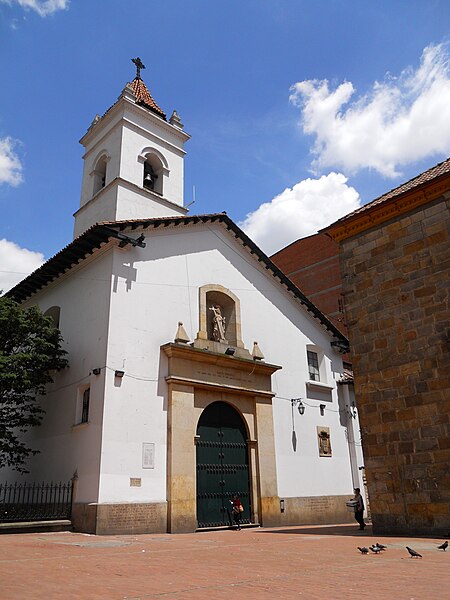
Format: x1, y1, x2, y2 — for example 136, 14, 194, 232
291, 398, 305, 415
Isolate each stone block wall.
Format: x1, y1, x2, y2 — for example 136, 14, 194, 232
340, 195, 450, 535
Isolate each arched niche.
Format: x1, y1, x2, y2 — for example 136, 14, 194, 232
44, 306, 61, 329
196, 284, 244, 350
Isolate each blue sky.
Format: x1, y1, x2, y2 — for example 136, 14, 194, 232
1, 0, 450, 291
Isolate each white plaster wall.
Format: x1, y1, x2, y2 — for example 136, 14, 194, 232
79, 125, 122, 208
120, 118, 185, 206
73, 185, 119, 238
98, 223, 354, 503
115, 183, 185, 221
1, 251, 114, 503
73, 181, 185, 239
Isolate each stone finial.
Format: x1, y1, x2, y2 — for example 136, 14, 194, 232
89, 114, 101, 129
252, 341, 264, 361
169, 109, 184, 129
119, 83, 136, 102
175, 322, 190, 344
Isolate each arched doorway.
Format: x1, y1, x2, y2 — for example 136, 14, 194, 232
196, 401, 251, 528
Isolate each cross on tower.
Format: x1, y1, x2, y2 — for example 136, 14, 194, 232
132, 57, 146, 79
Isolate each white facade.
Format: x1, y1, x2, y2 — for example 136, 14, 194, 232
13, 223, 365, 524
4, 73, 365, 533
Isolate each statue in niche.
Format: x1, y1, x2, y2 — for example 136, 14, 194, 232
318, 427, 332, 457
209, 305, 227, 342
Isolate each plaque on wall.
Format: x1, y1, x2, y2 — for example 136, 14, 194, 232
317, 426, 332, 457
142, 442, 155, 469
130, 477, 142, 487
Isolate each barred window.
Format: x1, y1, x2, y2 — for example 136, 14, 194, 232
307, 350, 320, 381
81, 388, 90, 423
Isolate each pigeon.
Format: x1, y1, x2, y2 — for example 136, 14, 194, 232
357, 546, 369, 554
371, 543, 386, 552
370, 546, 382, 554
437, 541, 448, 551
406, 546, 422, 558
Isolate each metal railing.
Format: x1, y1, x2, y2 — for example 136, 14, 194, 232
0, 481, 73, 523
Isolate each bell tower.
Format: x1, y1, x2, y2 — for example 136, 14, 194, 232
73, 58, 190, 238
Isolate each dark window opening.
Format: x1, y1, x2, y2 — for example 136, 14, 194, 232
81, 388, 90, 423
307, 350, 320, 381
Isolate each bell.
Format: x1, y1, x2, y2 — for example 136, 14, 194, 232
144, 173, 155, 190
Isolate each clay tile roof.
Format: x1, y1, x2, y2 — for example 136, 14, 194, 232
338, 368, 354, 384
130, 77, 166, 120
334, 157, 450, 223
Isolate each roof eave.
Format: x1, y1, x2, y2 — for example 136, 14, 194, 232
6, 214, 349, 349
322, 162, 450, 242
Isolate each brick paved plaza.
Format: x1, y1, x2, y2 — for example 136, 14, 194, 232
0, 524, 448, 599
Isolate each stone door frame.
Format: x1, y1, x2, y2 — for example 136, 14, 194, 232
162, 343, 281, 533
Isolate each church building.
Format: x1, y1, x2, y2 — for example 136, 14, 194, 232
5, 60, 365, 534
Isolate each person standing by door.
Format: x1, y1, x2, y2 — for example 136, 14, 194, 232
352, 488, 366, 530
231, 495, 243, 530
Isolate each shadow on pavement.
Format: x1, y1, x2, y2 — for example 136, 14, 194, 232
259, 523, 374, 537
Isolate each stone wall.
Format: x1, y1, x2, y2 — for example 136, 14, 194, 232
72, 502, 168, 535
277, 495, 356, 527
340, 195, 450, 535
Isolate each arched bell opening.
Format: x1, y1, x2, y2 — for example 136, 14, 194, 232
196, 401, 251, 528
92, 155, 108, 196
142, 153, 163, 195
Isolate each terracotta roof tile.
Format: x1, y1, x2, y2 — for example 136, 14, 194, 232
130, 77, 166, 120
335, 157, 450, 223
338, 368, 354, 384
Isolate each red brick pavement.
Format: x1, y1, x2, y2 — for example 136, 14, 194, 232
0, 524, 448, 599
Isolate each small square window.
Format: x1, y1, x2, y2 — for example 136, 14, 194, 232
307, 350, 320, 381
81, 387, 90, 423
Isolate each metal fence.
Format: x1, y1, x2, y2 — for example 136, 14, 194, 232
0, 481, 73, 523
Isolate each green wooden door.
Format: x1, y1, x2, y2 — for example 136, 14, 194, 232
196, 401, 251, 528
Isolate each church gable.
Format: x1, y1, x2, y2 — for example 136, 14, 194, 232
7, 214, 348, 352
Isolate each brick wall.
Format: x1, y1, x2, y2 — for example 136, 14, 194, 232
272, 233, 347, 338
340, 195, 450, 535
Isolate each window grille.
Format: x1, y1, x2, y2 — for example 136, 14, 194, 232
81, 388, 90, 423
307, 350, 320, 381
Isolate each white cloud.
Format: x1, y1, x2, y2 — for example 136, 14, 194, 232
0, 137, 23, 186
290, 43, 450, 177
239, 172, 360, 255
0, 239, 44, 293
0, 0, 69, 17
